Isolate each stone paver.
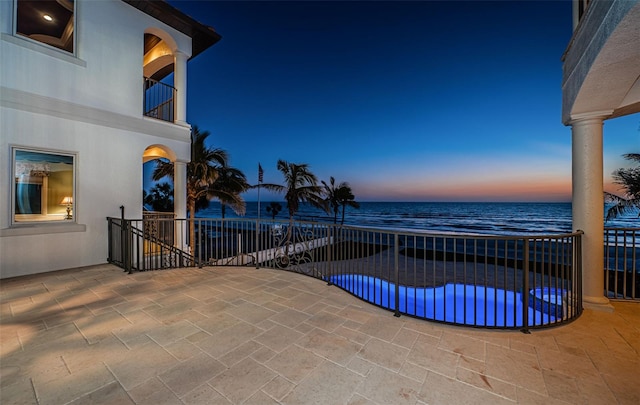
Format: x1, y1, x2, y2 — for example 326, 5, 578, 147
1, 264, 639, 404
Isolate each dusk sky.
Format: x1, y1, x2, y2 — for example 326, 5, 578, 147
166, 0, 638, 203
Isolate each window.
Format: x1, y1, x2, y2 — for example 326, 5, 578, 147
12, 147, 76, 224
16, 0, 75, 53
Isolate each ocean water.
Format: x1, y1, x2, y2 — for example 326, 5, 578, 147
197, 201, 638, 236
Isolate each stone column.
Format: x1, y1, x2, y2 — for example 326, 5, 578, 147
174, 160, 188, 250
174, 50, 189, 126
570, 113, 612, 311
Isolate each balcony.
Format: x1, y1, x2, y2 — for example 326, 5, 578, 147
143, 77, 175, 122
107, 218, 592, 331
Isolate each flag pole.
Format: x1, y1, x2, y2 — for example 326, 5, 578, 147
257, 163, 263, 228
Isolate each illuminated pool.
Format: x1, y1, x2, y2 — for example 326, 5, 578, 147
329, 274, 565, 327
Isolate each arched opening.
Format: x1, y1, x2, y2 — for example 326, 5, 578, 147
142, 145, 182, 254
143, 29, 178, 122
143, 145, 176, 215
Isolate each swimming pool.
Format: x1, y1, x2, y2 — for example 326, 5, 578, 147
329, 274, 566, 327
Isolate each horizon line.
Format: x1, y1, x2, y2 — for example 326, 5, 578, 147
234, 200, 574, 204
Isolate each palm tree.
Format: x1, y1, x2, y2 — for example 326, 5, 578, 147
260, 160, 328, 225
322, 176, 359, 224
605, 153, 640, 221
143, 182, 174, 212
266, 202, 282, 220
278, 160, 327, 220
336, 183, 360, 225
322, 177, 341, 224
205, 164, 249, 219
258, 160, 327, 264
152, 126, 229, 252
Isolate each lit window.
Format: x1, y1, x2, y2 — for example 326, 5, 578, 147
16, 0, 75, 53
12, 147, 76, 224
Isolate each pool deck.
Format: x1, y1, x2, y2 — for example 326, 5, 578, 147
1, 264, 639, 404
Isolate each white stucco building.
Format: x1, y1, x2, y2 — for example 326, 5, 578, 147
563, 0, 640, 309
0, 0, 220, 278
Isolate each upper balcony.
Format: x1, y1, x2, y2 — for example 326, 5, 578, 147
134, 1, 222, 125
144, 76, 176, 123
572, 0, 592, 30
562, 0, 640, 124
1, 1, 220, 124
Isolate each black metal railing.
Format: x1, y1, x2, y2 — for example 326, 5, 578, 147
143, 211, 176, 247
107, 217, 584, 330
143, 77, 175, 122
604, 227, 639, 300
107, 217, 194, 273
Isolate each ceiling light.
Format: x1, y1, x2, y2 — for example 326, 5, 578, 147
43, 14, 53, 22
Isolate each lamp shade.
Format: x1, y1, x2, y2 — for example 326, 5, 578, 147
60, 196, 73, 205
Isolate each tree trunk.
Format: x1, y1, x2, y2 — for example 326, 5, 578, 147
188, 199, 196, 254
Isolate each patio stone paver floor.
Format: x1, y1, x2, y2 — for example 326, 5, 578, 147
1, 264, 639, 404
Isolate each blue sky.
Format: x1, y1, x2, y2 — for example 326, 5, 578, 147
165, 0, 638, 202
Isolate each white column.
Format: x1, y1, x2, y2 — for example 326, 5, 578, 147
174, 160, 188, 251
174, 50, 189, 126
570, 114, 612, 311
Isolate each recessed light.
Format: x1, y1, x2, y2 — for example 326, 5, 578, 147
43, 14, 53, 22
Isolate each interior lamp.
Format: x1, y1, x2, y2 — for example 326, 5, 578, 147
60, 196, 73, 219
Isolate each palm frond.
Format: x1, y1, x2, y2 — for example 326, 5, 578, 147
605, 152, 640, 220
622, 153, 640, 163
258, 183, 285, 193
605, 192, 640, 222
151, 159, 174, 181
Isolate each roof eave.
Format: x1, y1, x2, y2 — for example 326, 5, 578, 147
122, 0, 221, 60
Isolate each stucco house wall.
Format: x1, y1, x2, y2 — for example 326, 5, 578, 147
0, 0, 204, 278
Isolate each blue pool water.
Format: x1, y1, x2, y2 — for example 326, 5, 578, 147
330, 274, 564, 327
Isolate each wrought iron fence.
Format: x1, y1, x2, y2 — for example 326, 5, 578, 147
604, 227, 639, 300
143, 77, 175, 122
107, 216, 584, 331
107, 217, 194, 273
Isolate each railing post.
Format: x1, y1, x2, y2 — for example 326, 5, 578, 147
632, 229, 638, 300
521, 238, 530, 333
197, 219, 202, 268
576, 231, 583, 312
107, 218, 113, 263
326, 225, 333, 285
255, 218, 260, 269
125, 220, 133, 274
394, 233, 401, 317
119, 206, 132, 274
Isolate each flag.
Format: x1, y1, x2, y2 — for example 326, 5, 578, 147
258, 163, 264, 183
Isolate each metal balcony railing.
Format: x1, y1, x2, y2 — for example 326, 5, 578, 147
107, 217, 585, 331
604, 227, 639, 300
107, 216, 194, 272
143, 77, 175, 122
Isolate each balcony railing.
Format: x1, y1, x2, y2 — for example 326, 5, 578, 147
143, 77, 175, 122
604, 227, 639, 300
108, 216, 194, 272
107, 217, 586, 331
